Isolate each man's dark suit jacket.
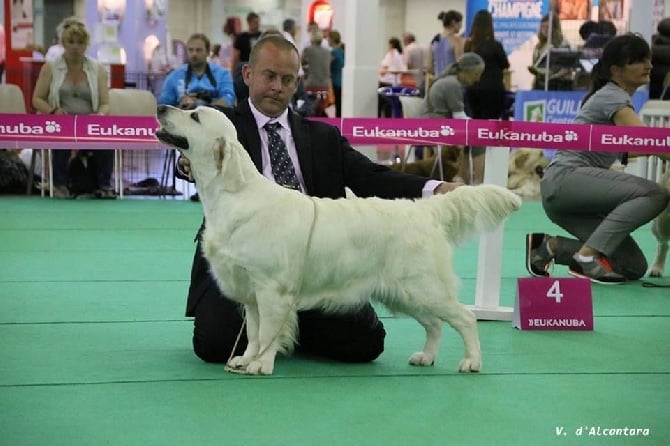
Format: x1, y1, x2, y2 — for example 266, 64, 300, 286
182, 100, 430, 316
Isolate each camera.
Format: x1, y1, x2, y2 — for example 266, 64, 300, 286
194, 90, 212, 105
181, 90, 213, 109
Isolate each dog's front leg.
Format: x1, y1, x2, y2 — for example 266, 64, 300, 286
228, 303, 260, 371
244, 290, 295, 375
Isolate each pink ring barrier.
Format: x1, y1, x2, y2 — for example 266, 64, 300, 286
0, 114, 668, 155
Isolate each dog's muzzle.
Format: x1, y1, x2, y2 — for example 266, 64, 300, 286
155, 105, 189, 150
155, 128, 189, 150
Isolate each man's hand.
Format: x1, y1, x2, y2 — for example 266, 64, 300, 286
177, 156, 193, 181
434, 181, 464, 195
179, 94, 197, 110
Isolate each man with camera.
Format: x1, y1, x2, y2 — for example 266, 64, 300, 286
159, 33, 235, 201
159, 33, 236, 110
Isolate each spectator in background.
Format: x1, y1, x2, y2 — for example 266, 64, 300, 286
420, 53, 485, 184
378, 36, 406, 118
44, 21, 65, 62
329, 30, 345, 117
219, 17, 239, 69
427, 11, 464, 80
32, 17, 113, 199
302, 31, 332, 117
148, 43, 171, 96
579, 20, 616, 67
464, 9, 510, 120
597, 20, 617, 38
529, 14, 573, 90
651, 17, 670, 99
231, 12, 262, 102
464, 10, 510, 185
402, 32, 426, 90
578, 20, 599, 44
158, 33, 235, 110
281, 18, 299, 48
300, 21, 330, 53
208, 43, 221, 65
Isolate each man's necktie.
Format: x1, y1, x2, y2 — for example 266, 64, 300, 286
264, 122, 300, 190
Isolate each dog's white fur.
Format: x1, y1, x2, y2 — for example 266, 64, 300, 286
156, 105, 522, 375
650, 169, 670, 277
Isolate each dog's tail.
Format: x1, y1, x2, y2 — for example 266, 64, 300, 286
431, 184, 522, 243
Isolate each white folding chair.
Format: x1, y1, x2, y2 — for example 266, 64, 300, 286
108, 89, 158, 198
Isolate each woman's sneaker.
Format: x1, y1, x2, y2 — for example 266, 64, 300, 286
568, 254, 626, 284
525, 233, 553, 277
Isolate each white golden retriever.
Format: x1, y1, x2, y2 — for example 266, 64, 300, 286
650, 169, 670, 277
156, 105, 522, 375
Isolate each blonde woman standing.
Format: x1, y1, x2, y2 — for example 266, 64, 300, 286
33, 17, 112, 198
529, 14, 572, 90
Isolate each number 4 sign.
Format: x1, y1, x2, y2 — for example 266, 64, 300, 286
513, 278, 594, 330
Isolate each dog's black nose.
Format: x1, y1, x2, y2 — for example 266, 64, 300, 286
157, 105, 168, 116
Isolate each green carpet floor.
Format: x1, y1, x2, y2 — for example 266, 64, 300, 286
1, 197, 668, 446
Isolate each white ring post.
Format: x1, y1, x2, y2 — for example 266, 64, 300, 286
467, 146, 514, 321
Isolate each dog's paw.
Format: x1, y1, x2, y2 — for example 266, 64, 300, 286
408, 351, 435, 366
246, 359, 275, 375
648, 265, 664, 277
458, 356, 481, 373
227, 355, 254, 372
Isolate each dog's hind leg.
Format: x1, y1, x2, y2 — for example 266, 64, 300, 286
405, 312, 443, 367
407, 299, 481, 372
445, 304, 482, 372
228, 303, 260, 371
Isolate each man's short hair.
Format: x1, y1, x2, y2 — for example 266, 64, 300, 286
249, 34, 300, 67
247, 12, 259, 22
283, 18, 295, 32
187, 33, 211, 52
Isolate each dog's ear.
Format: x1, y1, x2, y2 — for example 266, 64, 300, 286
218, 136, 256, 192
214, 137, 226, 173
514, 151, 529, 169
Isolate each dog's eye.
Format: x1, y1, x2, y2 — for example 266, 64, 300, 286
190, 112, 200, 123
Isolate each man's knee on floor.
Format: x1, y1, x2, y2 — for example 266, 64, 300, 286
192, 330, 247, 364
322, 323, 386, 363
343, 327, 386, 363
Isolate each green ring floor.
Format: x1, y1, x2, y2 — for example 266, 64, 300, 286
1, 197, 668, 446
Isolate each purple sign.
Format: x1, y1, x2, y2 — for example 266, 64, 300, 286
513, 278, 593, 331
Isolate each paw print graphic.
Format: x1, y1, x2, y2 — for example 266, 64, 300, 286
45, 121, 61, 134
440, 125, 455, 136
564, 130, 578, 142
